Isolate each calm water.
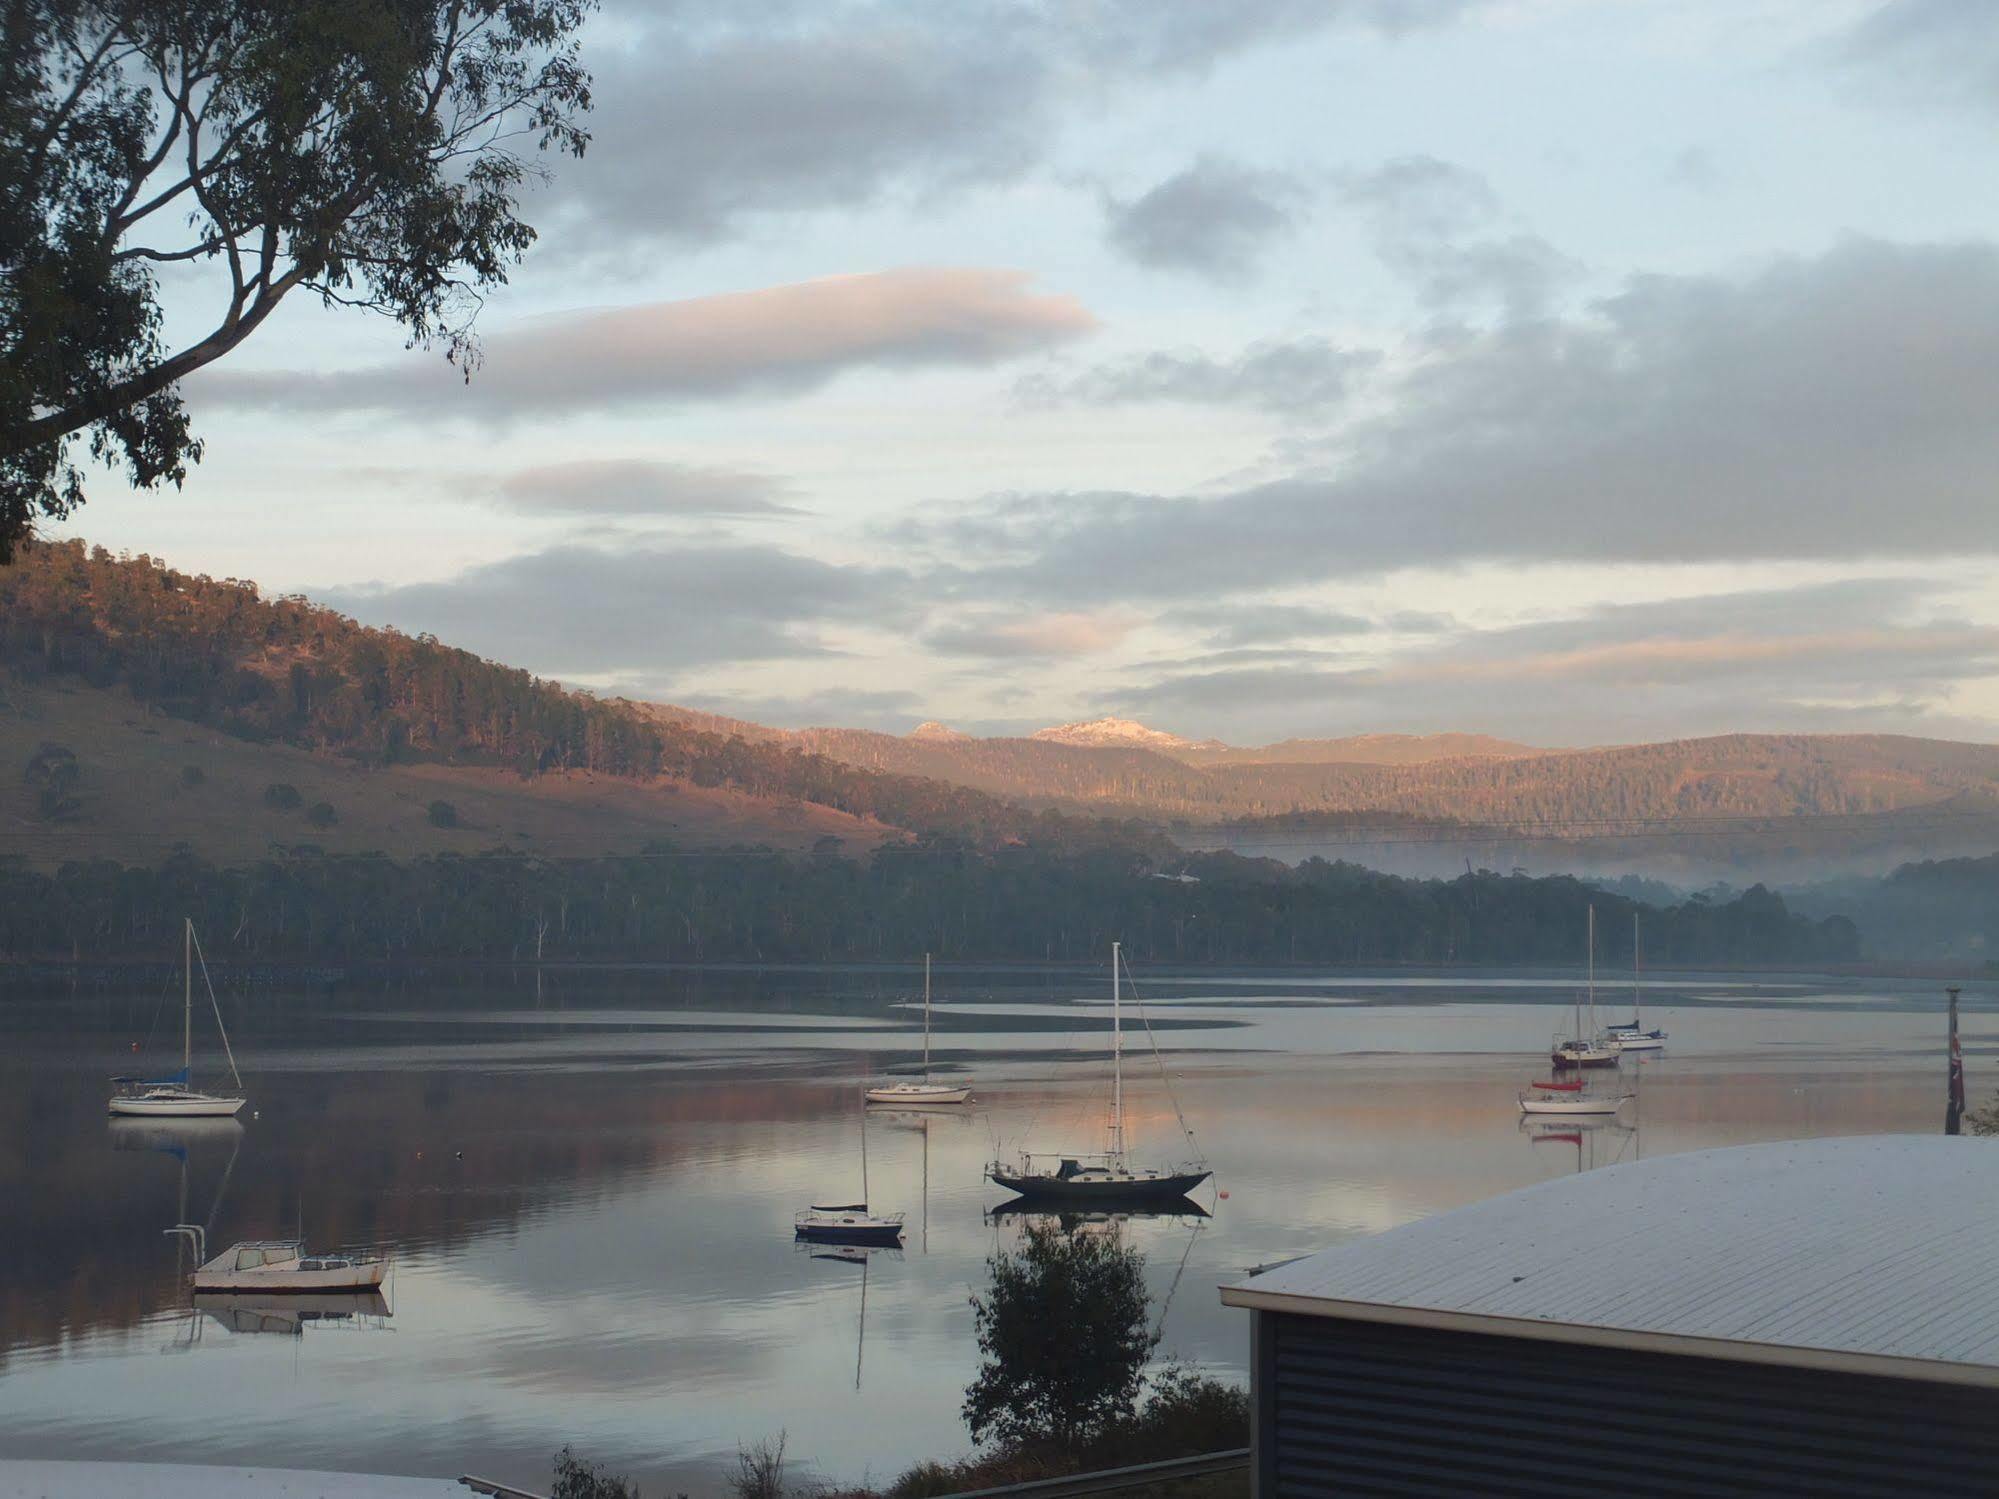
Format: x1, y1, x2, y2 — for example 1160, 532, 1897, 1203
0, 962, 1986, 1492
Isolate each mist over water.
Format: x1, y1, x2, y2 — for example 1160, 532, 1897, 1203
0, 963, 1980, 1493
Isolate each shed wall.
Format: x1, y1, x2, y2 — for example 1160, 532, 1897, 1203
1262, 1311, 1999, 1498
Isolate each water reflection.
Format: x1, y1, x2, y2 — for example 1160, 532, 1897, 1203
797, 1242, 899, 1390
0, 963, 1978, 1494
1519, 1112, 1640, 1175
985, 1198, 1211, 1229
193, 1291, 393, 1337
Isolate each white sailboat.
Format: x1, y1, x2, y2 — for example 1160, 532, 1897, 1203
1608, 911, 1667, 1051
797, 1082, 905, 1245
1551, 905, 1617, 1069
1518, 1076, 1630, 1115
189, 1238, 391, 1293
865, 954, 972, 1105
109, 920, 247, 1118
986, 942, 1210, 1203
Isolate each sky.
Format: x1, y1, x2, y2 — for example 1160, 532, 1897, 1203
51, 0, 1999, 747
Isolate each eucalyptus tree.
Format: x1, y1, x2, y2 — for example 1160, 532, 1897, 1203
0, 0, 593, 558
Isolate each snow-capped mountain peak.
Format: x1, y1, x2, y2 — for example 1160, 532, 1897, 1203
1030, 716, 1200, 750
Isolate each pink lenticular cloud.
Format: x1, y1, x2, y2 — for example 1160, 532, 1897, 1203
198, 268, 1097, 419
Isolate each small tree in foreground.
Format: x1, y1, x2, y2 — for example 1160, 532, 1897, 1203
965, 1223, 1156, 1455
730, 1433, 787, 1499
1968, 1095, 1999, 1136
550, 1446, 640, 1499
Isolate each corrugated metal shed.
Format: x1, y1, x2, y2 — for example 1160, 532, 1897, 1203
1223, 1135, 1999, 1386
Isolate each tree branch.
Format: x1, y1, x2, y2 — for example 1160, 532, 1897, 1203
112, 237, 227, 264
19, 7, 139, 183
2, 261, 312, 461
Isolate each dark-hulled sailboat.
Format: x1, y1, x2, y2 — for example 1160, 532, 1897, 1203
986, 942, 1210, 1204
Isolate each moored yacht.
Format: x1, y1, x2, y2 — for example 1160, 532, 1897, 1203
865, 955, 973, 1105
986, 942, 1210, 1204
190, 1239, 390, 1293
1519, 1077, 1630, 1115
1607, 912, 1667, 1050
110, 920, 247, 1118
798, 1075, 904, 1245
1550, 906, 1618, 1069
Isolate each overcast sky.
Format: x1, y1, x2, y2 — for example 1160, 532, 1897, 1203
55, 0, 1999, 746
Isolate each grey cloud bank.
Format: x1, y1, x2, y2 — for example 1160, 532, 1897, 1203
1104, 158, 1305, 279
1834, 0, 1999, 110
1335, 154, 1578, 316
926, 239, 1999, 604
1016, 336, 1381, 414
1111, 579, 1999, 743
556, 1, 1480, 246
493, 460, 798, 516
316, 543, 906, 678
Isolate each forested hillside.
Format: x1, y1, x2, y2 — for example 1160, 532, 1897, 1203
1175, 732, 1538, 766
0, 672, 885, 866
0, 844, 1859, 968
0, 542, 1136, 853
792, 722, 1999, 825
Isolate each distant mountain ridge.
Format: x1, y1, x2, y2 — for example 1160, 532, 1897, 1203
771, 721, 1999, 828
1176, 731, 1540, 766
9, 542, 1997, 881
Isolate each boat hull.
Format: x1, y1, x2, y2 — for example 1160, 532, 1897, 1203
987, 1169, 1211, 1203
191, 1260, 387, 1293
864, 1084, 972, 1105
1609, 1032, 1666, 1050
795, 1222, 905, 1246
1519, 1094, 1628, 1115
1550, 1051, 1619, 1069
109, 1093, 245, 1118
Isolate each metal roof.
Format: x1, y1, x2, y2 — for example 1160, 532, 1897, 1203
1221, 1135, 1999, 1386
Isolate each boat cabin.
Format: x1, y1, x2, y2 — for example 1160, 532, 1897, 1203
214, 1241, 305, 1273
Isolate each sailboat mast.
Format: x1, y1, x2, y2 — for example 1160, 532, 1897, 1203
1573, 913, 1581, 1040
1110, 941, 1124, 1163
1586, 905, 1596, 1034
183, 918, 193, 1076
858, 1075, 870, 1207
922, 953, 932, 1081
1633, 911, 1642, 1026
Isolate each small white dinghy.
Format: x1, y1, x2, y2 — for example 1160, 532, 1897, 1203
865, 955, 973, 1105
110, 920, 246, 1119
190, 1239, 391, 1293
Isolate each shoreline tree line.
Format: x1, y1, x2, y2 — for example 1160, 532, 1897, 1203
0, 843, 1859, 967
